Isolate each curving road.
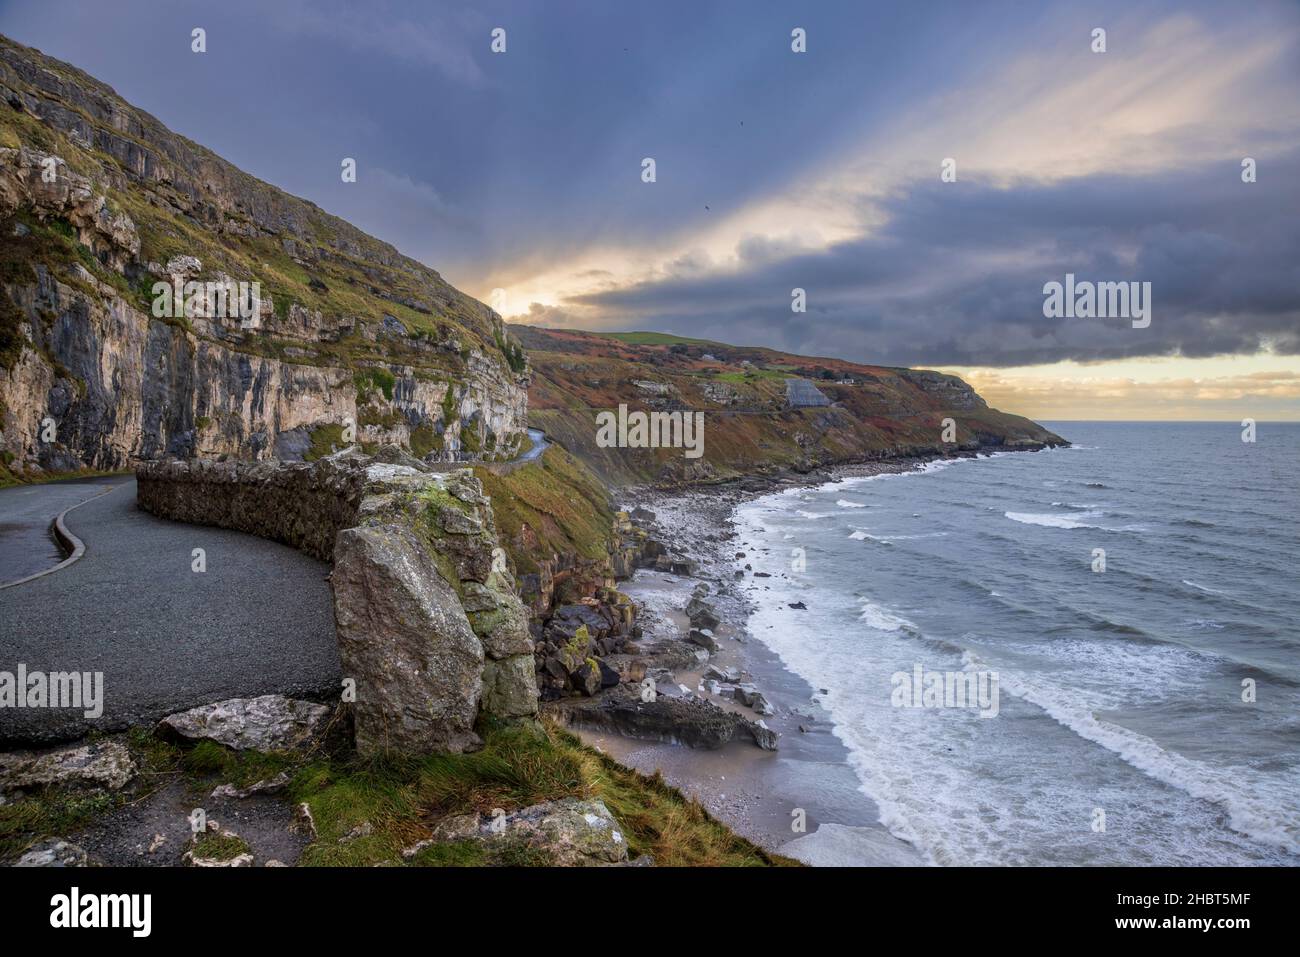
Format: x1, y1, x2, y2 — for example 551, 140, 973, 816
519, 428, 550, 463
0, 479, 340, 745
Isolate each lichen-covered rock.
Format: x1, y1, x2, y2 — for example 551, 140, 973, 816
157, 695, 330, 752
0, 737, 136, 794
571, 660, 603, 697
14, 838, 90, 867
480, 656, 539, 718
426, 798, 629, 866
333, 523, 485, 755
467, 575, 535, 660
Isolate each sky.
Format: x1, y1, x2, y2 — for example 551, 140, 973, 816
2, 0, 1297, 420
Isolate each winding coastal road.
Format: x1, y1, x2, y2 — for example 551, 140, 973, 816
0, 478, 340, 745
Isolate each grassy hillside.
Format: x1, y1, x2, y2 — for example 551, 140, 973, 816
474, 446, 615, 576
512, 325, 1066, 487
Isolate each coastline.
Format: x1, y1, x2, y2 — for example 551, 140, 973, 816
578, 452, 1029, 865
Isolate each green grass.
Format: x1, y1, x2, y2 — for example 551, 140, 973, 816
0, 721, 792, 868
0, 789, 117, 860
0, 465, 132, 490
289, 721, 793, 867
474, 446, 613, 574
353, 367, 397, 402
190, 831, 251, 862
180, 739, 300, 788
713, 367, 789, 383
303, 423, 347, 462
409, 422, 442, 458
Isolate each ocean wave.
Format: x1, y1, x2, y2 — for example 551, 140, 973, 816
858, 600, 916, 632
849, 529, 947, 543
796, 510, 832, 520
1005, 510, 1101, 529
998, 671, 1300, 855
1183, 579, 1227, 595
836, 499, 869, 508
1005, 510, 1146, 532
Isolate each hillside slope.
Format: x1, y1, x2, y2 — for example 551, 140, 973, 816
0, 34, 528, 480
512, 325, 1066, 487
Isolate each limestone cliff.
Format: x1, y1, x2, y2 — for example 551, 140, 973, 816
0, 35, 528, 479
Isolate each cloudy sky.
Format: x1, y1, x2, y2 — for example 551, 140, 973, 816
3, 0, 1298, 419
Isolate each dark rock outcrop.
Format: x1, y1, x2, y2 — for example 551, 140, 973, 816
548, 686, 778, 751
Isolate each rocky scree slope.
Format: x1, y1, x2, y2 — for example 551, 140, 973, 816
0, 35, 528, 481
512, 325, 1066, 487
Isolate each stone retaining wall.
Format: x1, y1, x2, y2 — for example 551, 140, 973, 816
136, 456, 366, 560
136, 447, 539, 756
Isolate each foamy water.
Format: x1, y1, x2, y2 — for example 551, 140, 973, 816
735, 422, 1300, 865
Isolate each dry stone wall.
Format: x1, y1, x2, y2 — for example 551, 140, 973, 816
136, 446, 539, 756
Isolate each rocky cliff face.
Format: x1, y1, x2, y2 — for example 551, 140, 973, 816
0, 36, 528, 478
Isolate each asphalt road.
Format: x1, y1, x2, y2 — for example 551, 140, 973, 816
0, 479, 340, 745
0, 475, 122, 585
520, 428, 550, 462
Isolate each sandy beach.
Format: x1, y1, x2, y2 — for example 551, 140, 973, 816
574, 463, 944, 866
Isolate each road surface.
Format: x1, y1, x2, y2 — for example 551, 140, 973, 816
519, 428, 550, 462
0, 479, 340, 745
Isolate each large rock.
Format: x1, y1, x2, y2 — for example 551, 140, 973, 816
14, 839, 90, 867
333, 524, 485, 755
157, 695, 330, 752
481, 656, 540, 718
685, 597, 721, 631
550, 686, 778, 751
570, 660, 603, 697
0, 738, 136, 794
425, 798, 629, 866
687, 628, 719, 654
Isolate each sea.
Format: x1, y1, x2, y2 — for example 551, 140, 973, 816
735, 422, 1300, 865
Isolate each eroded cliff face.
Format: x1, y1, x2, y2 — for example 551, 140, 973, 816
0, 37, 528, 478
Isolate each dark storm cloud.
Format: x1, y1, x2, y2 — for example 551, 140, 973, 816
2, 0, 1296, 368
0, 0, 984, 279
571, 156, 1300, 367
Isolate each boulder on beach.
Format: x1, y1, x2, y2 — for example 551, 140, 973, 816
549, 686, 778, 751
685, 597, 721, 631
687, 628, 719, 654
